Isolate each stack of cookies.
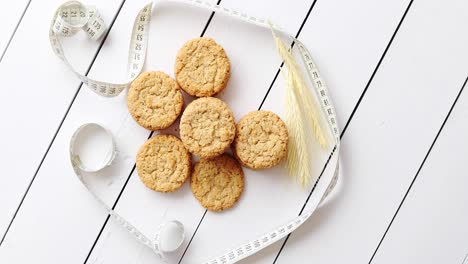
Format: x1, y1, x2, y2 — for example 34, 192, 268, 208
127, 37, 288, 212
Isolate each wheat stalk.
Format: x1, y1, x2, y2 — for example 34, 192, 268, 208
272, 33, 327, 149
269, 24, 328, 186
284, 68, 311, 187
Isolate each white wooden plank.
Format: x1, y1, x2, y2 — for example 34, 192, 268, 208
0, 0, 123, 238
275, 0, 468, 263
0, 0, 216, 263
181, 0, 411, 263
0, 0, 29, 57
85, 0, 316, 263
371, 81, 468, 263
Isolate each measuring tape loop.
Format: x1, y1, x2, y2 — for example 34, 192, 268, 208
52, 1, 105, 40
50, 1, 153, 97
69, 123, 185, 261
56, 1, 341, 263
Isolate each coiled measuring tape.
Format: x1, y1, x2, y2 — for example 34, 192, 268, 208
53, 1, 341, 263
69, 123, 185, 259
50, 1, 152, 97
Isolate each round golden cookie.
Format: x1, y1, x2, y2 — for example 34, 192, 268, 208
180, 97, 236, 158
127, 71, 184, 130
234, 111, 288, 169
136, 134, 191, 192
175, 37, 230, 97
191, 154, 244, 211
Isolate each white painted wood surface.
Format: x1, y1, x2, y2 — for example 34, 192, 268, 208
0, 0, 29, 57
276, 0, 468, 263
0, 0, 467, 263
371, 76, 468, 264
0, 0, 123, 240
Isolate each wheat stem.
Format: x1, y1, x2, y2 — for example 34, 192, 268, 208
269, 23, 328, 186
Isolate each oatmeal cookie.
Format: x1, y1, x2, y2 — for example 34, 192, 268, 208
234, 111, 288, 169
127, 71, 183, 130
175, 37, 230, 97
191, 154, 244, 211
136, 134, 191, 192
180, 97, 235, 158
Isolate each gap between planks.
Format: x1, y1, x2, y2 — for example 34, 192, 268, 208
367, 73, 468, 263
272, 0, 415, 263
0, 0, 32, 64
0, 0, 127, 247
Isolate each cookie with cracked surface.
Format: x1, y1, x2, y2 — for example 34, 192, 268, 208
127, 71, 184, 130
180, 97, 236, 158
175, 37, 230, 97
191, 154, 244, 211
234, 110, 288, 169
136, 134, 191, 192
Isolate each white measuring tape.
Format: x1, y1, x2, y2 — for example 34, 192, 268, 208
69, 123, 186, 259
50, 1, 152, 97
53, 1, 341, 263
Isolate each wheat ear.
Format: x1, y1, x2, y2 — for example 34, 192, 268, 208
269, 24, 328, 186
